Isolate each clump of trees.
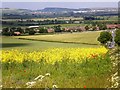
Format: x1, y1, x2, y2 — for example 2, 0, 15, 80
39, 27, 48, 33
97, 31, 112, 44
2, 27, 24, 36
115, 29, 120, 46
98, 29, 120, 47
53, 25, 62, 32
85, 25, 90, 31
28, 29, 35, 35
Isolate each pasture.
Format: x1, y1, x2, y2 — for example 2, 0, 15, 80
15, 31, 101, 45
41, 24, 87, 28
2, 23, 87, 29
2, 31, 101, 51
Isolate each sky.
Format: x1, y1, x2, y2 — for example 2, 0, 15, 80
1, 0, 120, 2
1, 2, 119, 10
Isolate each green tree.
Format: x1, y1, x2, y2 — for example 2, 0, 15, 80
92, 26, 97, 31
98, 24, 107, 30
28, 29, 35, 35
39, 27, 48, 33
85, 25, 89, 31
2, 27, 11, 36
53, 25, 62, 32
97, 31, 112, 44
16, 27, 24, 33
115, 29, 120, 46
25, 28, 30, 33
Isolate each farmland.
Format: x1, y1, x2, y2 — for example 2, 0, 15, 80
1, 4, 119, 88
2, 47, 112, 88
14, 31, 101, 45
41, 24, 87, 28
1, 31, 113, 88
2, 31, 102, 51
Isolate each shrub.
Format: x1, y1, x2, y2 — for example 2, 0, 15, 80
85, 25, 89, 31
53, 25, 62, 32
28, 30, 35, 35
97, 31, 112, 44
2, 32, 11, 36
39, 27, 48, 33
2, 27, 13, 36
115, 29, 120, 46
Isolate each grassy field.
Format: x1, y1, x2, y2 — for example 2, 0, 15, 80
1, 36, 99, 52
2, 17, 83, 21
1, 31, 113, 88
2, 24, 87, 29
15, 31, 101, 45
41, 24, 87, 28
2, 31, 101, 51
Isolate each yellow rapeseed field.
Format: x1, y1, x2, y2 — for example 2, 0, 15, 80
1, 47, 108, 64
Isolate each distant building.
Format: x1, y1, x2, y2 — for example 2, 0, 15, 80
28, 26, 40, 33
14, 32, 21, 36
64, 26, 85, 32
74, 21, 80, 24
96, 26, 100, 31
106, 24, 120, 29
47, 28, 54, 33
28, 26, 39, 28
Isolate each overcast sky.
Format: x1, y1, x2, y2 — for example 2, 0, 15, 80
1, 2, 119, 10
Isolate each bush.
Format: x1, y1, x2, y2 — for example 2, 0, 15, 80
97, 31, 112, 44
39, 27, 48, 33
85, 25, 89, 31
28, 30, 35, 35
2, 32, 11, 36
53, 25, 62, 32
2, 27, 13, 36
115, 29, 120, 46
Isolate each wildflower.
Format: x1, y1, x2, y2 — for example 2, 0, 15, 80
0, 85, 2, 88
2, 47, 108, 64
84, 86, 86, 88
45, 73, 50, 76
38, 79, 43, 82
41, 75, 45, 79
26, 81, 36, 86
34, 75, 43, 81
37, 75, 45, 82
52, 84, 58, 88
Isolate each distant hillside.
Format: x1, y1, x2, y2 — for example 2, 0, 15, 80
2, 7, 117, 14
2, 8, 32, 14
1, 7, 118, 19
39, 7, 78, 13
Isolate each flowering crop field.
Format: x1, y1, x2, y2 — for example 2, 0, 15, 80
2, 47, 112, 88
2, 47, 107, 64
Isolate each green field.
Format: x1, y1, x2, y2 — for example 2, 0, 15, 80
15, 31, 101, 45
2, 23, 87, 29
41, 24, 87, 28
1, 31, 101, 51
1, 31, 113, 88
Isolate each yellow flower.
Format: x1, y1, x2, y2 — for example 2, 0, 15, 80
1, 47, 108, 64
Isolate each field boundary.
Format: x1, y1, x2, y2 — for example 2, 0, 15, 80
18, 38, 99, 46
